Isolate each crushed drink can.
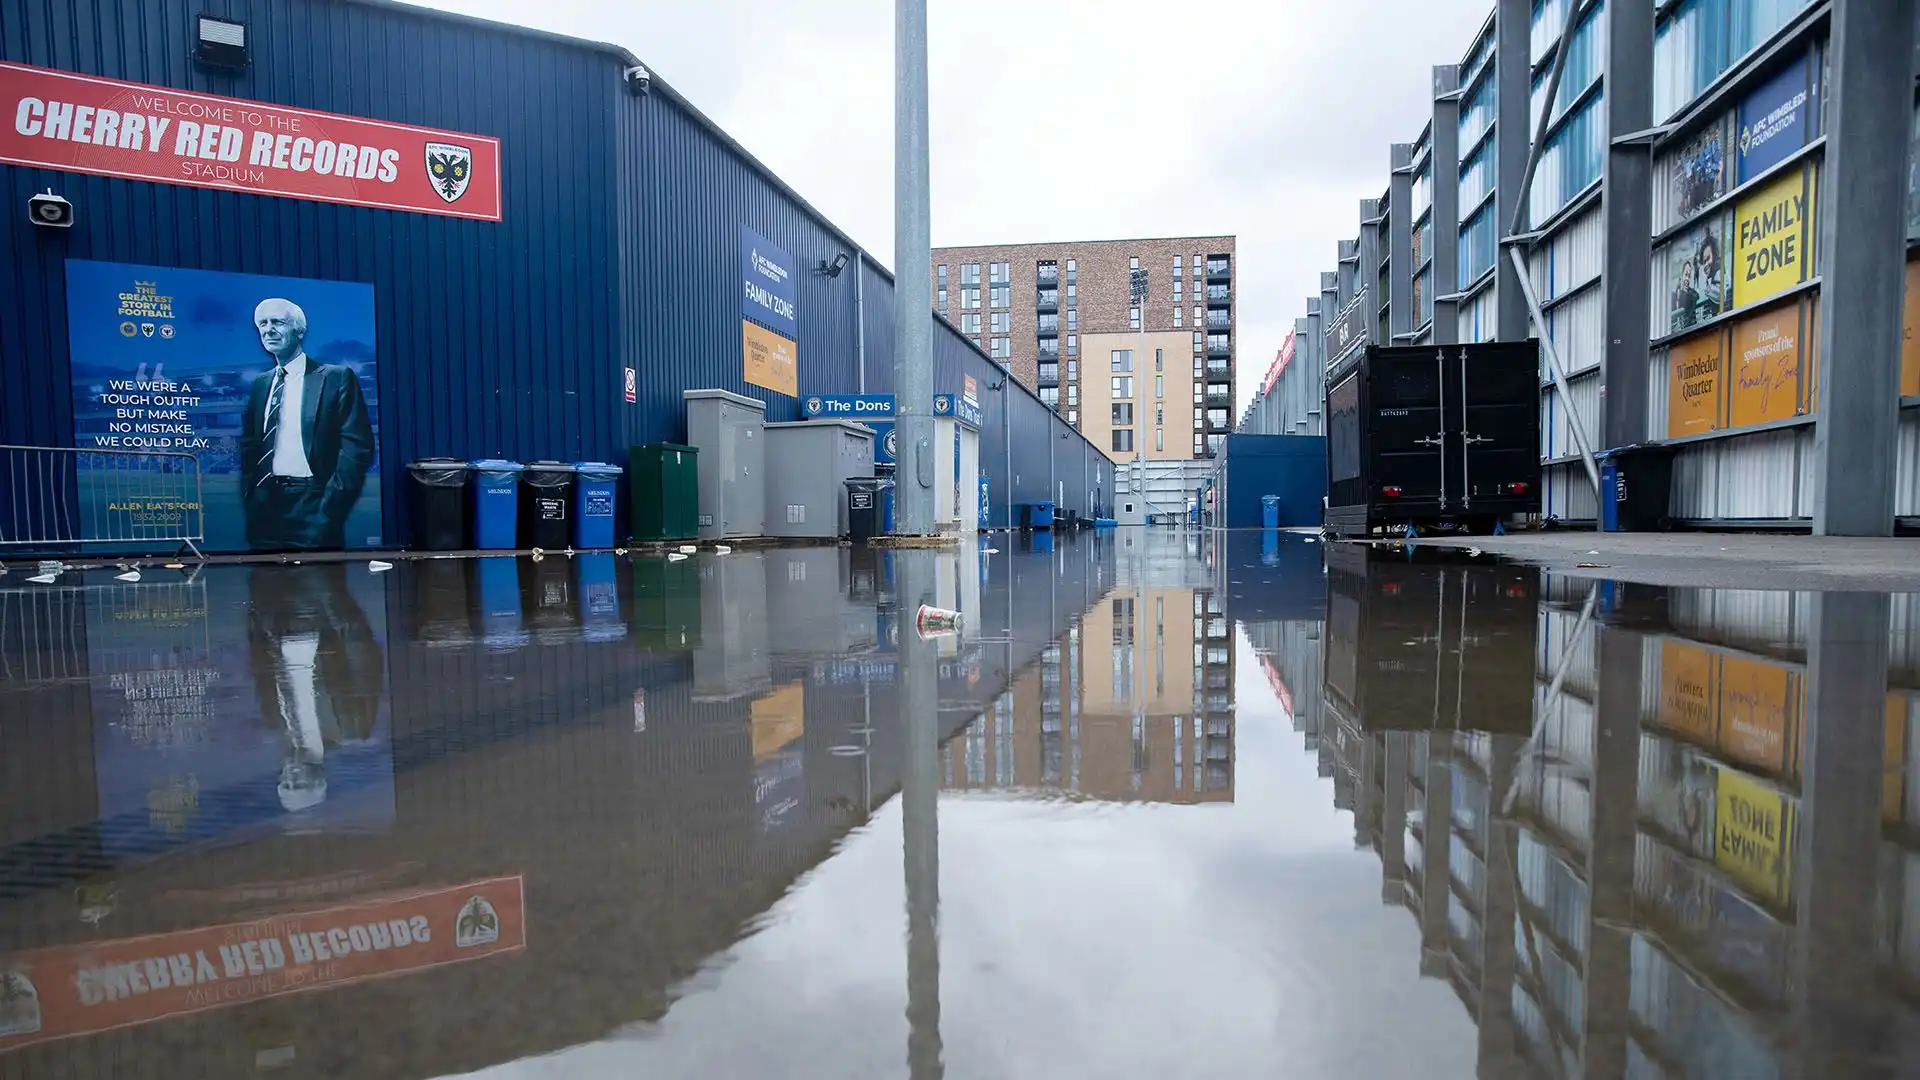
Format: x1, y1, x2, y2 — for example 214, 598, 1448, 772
915, 604, 962, 638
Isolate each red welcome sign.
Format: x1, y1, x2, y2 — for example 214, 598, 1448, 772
0, 61, 501, 221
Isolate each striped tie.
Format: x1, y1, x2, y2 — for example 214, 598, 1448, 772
256, 367, 284, 487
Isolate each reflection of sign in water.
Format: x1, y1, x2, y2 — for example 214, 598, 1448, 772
1718, 655, 1795, 775
1658, 641, 1718, 741
88, 566, 393, 857
0, 877, 524, 1054
752, 683, 806, 834
65, 259, 382, 553
1715, 768, 1793, 907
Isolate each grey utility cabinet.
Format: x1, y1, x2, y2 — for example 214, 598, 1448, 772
763, 419, 875, 538
683, 388, 766, 540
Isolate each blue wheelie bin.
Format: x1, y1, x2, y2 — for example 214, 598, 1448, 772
471, 460, 524, 550
572, 461, 623, 549
1261, 494, 1281, 529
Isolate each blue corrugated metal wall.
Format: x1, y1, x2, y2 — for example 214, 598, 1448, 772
1217, 435, 1327, 528
0, 0, 1108, 543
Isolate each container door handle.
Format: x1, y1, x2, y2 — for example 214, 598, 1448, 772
1456, 347, 1470, 510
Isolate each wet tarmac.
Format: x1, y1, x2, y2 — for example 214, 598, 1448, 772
0, 531, 1917, 1078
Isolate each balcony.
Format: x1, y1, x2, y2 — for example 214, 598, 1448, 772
1206, 284, 1231, 307
1037, 364, 1060, 387
1037, 341, 1061, 361
1036, 265, 1059, 285
1205, 361, 1231, 384
1205, 311, 1232, 330
1205, 387, 1233, 407
1036, 289, 1059, 313
1036, 315, 1060, 337
1205, 413, 1232, 433
1206, 338, 1232, 360
1205, 258, 1231, 282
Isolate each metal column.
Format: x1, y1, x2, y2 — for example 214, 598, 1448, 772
1430, 65, 1464, 346
1600, 0, 1655, 448
892, 0, 935, 535
1388, 144, 1416, 343
1811, 0, 1914, 535
1493, 0, 1532, 341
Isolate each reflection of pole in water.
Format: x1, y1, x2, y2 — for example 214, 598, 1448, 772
898, 546, 944, 1080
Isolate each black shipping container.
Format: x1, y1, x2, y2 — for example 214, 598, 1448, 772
1325, 342, 1541, 538
1321, 544, 1537, 735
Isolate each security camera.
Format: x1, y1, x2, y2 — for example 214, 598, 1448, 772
624, 64, 651, 95
29, 191, 72, 229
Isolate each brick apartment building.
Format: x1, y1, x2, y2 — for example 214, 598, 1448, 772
930, 237, 1237, 461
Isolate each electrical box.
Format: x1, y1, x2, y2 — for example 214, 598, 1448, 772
763, 419, 875, 538
683, 388, 766, 540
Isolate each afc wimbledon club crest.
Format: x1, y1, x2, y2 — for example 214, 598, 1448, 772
0, 970, 41, 1038
455, 894, 501, 948
425, 142, 473, 204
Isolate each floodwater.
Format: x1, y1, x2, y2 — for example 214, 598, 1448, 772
0, 531, 1916, 1079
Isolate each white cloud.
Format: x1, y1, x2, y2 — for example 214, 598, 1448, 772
424, 0, 1494, 412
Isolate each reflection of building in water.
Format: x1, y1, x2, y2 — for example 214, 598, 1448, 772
942, 585, 1233, 802
1312, 563, 1920, 1079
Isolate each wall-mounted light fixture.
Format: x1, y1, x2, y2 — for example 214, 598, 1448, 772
817, 252, 850, 278
194, 14, 249, 71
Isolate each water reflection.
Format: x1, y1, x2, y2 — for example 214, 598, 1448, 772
1247, 542, 1920, 1080
0, 536, 1114, 1075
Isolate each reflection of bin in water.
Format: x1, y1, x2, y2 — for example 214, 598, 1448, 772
410, 557, 476, 646
470, 460, 524, 550
1599, 444, 1677, 532
519, 462, 577, 550
632, 555, 702, 650
571, 462, 623, 549
475, 556, 529, 649
408, 459, 471, 551
576, 553, 626, 642
521, 555, 578, 642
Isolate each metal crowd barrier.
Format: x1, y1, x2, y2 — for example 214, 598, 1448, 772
0, 445, 205, 558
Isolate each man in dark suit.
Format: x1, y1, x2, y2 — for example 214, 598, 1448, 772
239, 298, 375, 550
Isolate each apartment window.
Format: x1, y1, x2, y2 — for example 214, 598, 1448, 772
1174, 306, 1183, 327
989, 261, 1010, 284
1067, 359, 1078, 381
961, 263, 981, 286
1173, 255, 1183, 278
991, 336, 1011, 358
961, 312, 982, 334
1066, 409, 1078, 425
1037, 259, 1059, 282
1207, 433, 1224, 455
936, 264, 948, 307
1039, 361, 1060, 382
1154, 349, 1163, 372
1156, 428, 1164, 452
1111, 349, 1134, 373
990, 285, 1010, 308
1129, 307, 1141, 331
1066, 309, 1078, 331
1111, 376, 1134, 399
1038, 338, 1060, 359
990, 311, 1011, 334
1112, 403, 1134, 426
1156, 403, 1165, 425
962, 286, 981, 309
1193, 382, 1204, 402
1129, 255, 1140, 270
1173, 279, 1183, 301
1155, 375, 1164, 399
1193, 254, 1202, 273
1192, 304, 1202, 323
1067, 335, 1078, 357
1039, 385, 1059, 407
1206, 333, 1230, 354
1193, 411, 1203, 430
1067, 385, 1079, 405
1208, 408, 1229, 427
1194, 434, 1206, 455
1113, 429, 1135, 453
1065, 282, 1077, 308
1036, 287, 1059, 309
1037, 313, 1059, 334
1065, 259, 1076, 283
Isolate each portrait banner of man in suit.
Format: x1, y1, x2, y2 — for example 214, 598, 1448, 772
65, 260, 382, 552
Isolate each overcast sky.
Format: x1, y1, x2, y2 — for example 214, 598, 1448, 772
427, 0, 1494, 411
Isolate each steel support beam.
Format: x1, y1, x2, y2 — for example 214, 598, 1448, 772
1493, 0, 1532, 341
1811, 0, 1913, 535
1600, 0, 1654, 448
1389, 144, 1416, 343
1431, 66, 1463, 346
